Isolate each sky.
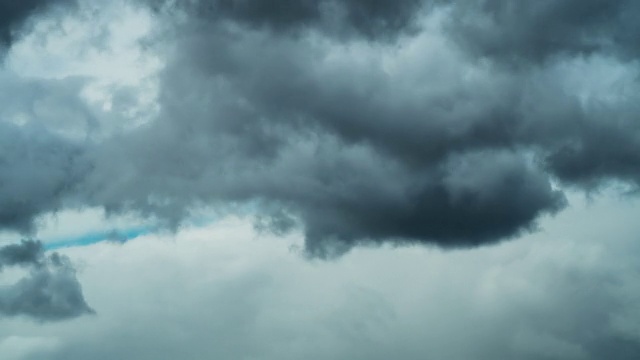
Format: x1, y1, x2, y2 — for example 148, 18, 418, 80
1, 0, 640, 359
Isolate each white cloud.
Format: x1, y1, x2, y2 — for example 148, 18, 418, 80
3, 0, 162, 137
0, 336, 60, 360
1, 190, 638, 359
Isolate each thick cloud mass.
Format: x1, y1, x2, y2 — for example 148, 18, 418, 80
0, 0, 76, 47
445, 0, 640, 62
0, 122, 89, 233
2, 2, 640, 356
150, 0, 423, 39
0, 240, 93, 321
2, 0, 640, 255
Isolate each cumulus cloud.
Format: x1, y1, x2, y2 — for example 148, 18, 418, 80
1, 1, 640, 356
73, 0, 637, 254
2, 0, 640, 255
0, 240, 93, 321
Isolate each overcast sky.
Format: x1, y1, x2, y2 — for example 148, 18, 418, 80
2, 1, 640, 359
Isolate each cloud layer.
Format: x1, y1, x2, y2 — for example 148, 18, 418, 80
1, 2, 640, 356
4, 200, 640, 359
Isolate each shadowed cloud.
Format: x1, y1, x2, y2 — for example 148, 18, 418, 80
0, 240, 94, 321
2, 0, 640, 256
0, 0, 76, 48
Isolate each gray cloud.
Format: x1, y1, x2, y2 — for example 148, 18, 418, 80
2, 2, 640, 357
73, 3, 603, 254
0, 73, 97, 136
8, 205, 640, 359
443, 0, 640, 63
2, 0, 640, 255
0, 0, 76, 48
0, 122, 90, 233
0, 240, 94, 321
149, 0, 424, 39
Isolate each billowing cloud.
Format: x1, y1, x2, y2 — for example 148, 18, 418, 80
1, 1, 640, 353
2, 0, 640, 256
74, 0, 638, 254
0, 240, 93, 321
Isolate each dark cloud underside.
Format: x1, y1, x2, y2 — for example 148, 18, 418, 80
0, 240, 93, 321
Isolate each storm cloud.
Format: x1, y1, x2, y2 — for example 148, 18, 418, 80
2, 0, 640, 255
2, 2, 640, 357
444, 0, 640, 63
0, 240, 93, 321
148, 0, 424, 39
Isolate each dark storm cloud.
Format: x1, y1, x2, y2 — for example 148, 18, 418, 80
65, 0, 639, 254
0, 240, 93, 321
298, 151, 565, 255
77, 16, 567, 255
150, 0, 424, 39
0, 0, 76, 48
444, 0, 640, 63
421, 0, 640, 196
3, 0, 640, 255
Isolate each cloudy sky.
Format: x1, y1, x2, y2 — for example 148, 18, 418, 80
1, 0, 640, 358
